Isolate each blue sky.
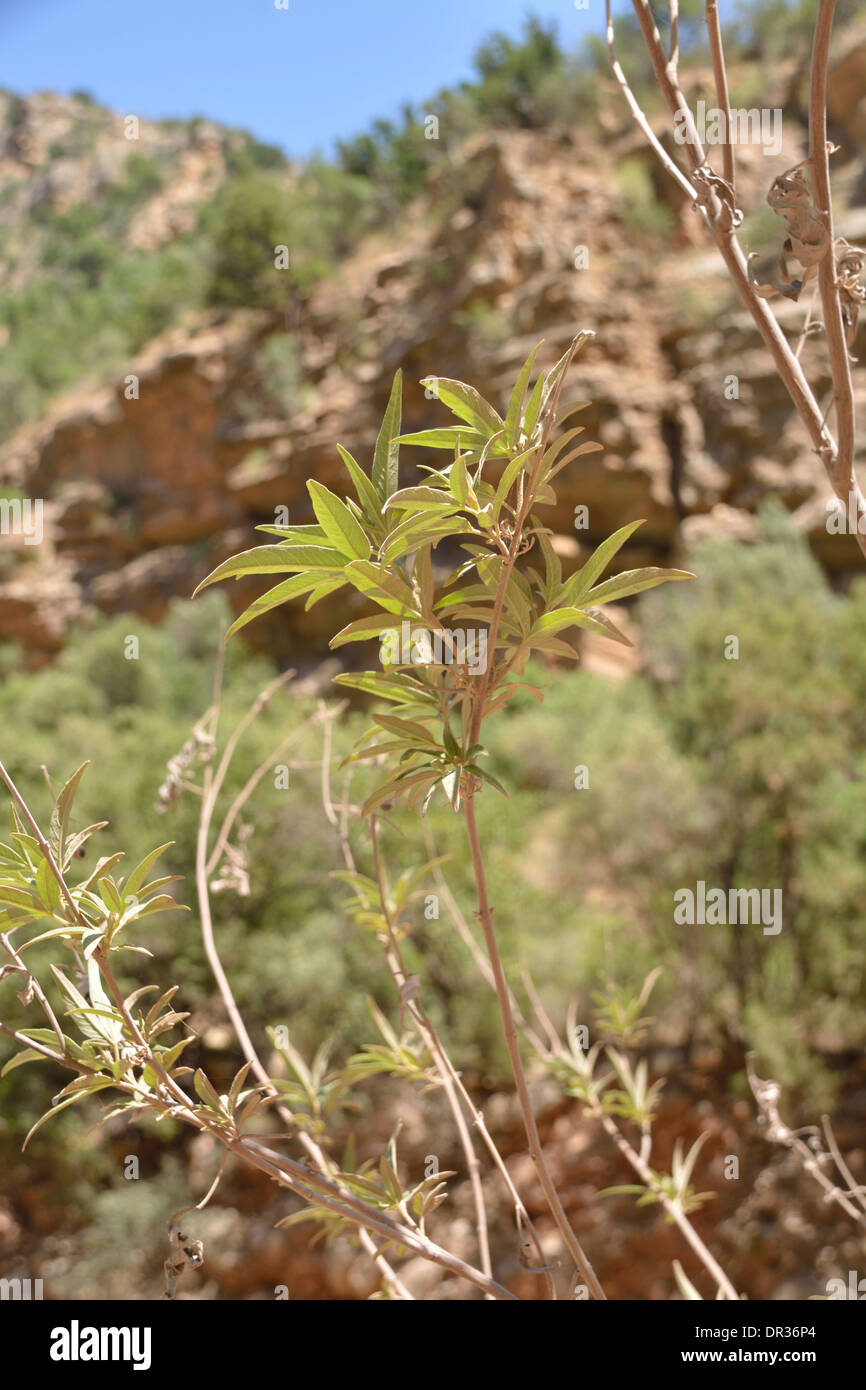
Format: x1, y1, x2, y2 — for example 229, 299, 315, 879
0, 0, 640, 159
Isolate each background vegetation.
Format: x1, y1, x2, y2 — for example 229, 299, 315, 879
4, 0, 865, 442
3, 510, 863, 1194
2, 0, 865, 1299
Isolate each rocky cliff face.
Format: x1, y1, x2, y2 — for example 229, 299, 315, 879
2, 37, 866, 665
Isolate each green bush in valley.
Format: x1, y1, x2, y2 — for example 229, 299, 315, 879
203, 174, 296, 307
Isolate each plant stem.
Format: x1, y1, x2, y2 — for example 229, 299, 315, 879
618, 0, 866, 554
810, 0, 858, 497
463, 797, 606, 1299
597, 1112, 739, 1300
370, 819, 495, 1290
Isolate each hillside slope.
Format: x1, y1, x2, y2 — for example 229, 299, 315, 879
1, 27, 866, 664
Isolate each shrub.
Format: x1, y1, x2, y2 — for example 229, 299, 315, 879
203, 174, 296, 307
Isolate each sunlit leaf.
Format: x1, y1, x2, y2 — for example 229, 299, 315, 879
308, 480, 370, 560
373, 370, 403, 504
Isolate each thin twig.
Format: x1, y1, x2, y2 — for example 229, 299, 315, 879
705, 0, 735, 190
619, 0, 866, 554
747, 1056, 866, 1231
0, 760, 85, 926
327, 733, 551, 1294
421, 824, 547, 1054
810, 1, 858, 499
821, 1114, 866, 1215
1, 931, 66, 1052
0, 762, 431, 1299
463, 799, 606, 1299
597, 1111, 740, 1299
233, 1134, 517, 1299
453, 335, 607, 1298
192, 681, 414, 1299
631, 0, 707, 168
606, 0, 698, 203
370, 818, 495, 1291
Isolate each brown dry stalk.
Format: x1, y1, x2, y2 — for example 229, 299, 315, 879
705, 0, 735, 190
809, 1, 858, 500
323, 719, 554, 1295
369, 817, 495, 1291
747, 1056, 866, 1233
190, 678, 416, 1299
455, 332, 607, 1299
611, 1, 866, 554
463, 798, 605, 1300
522, 987, 740, 1300
597, 1113, 739, 1300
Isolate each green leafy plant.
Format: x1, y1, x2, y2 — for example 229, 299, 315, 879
4, 337, 864, 1301
194, 335, 692, 1298
0, 339, 695, 1301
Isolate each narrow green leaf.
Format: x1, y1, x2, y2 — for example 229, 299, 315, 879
62, 821, 109, 871
14, 925, 85, 948
134, 894, 184, 919
308, 480, 370, 560
304, 576, 345, 610
380, 514, 468, 566
36, 859, 61, 912
541, 331, 593, 415
124, 843, 174, 900
491, 445, 536, 519
420, 377, 503, 435
504, 345, 541, 450
158, 1036, 195, 1070
1, 1048, 48, 1077
194, 1068, 225, 1113
415, 545, 434, 620
224, 573, 335, 639
330, 615, 398, 649
534, 608, 587, 637
672, 1260, 704, 1301
539, 426, 585, 472
372, 713, 440, 747
585, 567, 694, 605
227, 1061, 253, 1116
49, 965, 90, 1014
195, 543, 346, 594
49, 762, 90, 865
434, 583, 492, 611
78, 852, 125, 892
394, 427, 487, 451
522, 371, 546, 442
337, 445, 385, 532
578, 607, 634, 647
546, 440, 603, 483
559, 520, 646, 607
372, 370, 403, 504
361, 769, 443, 818
449, 454, 470, 507
23, 1086, 112, 1150
535, 528, 562, 596
534, 607, 633, 647
382, 486, 456, 511
97, 877, 124, 914
333, 671, 432, 702
343, 559, 416, 613
553, 399, 592, 426
254, 524, 328, 541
